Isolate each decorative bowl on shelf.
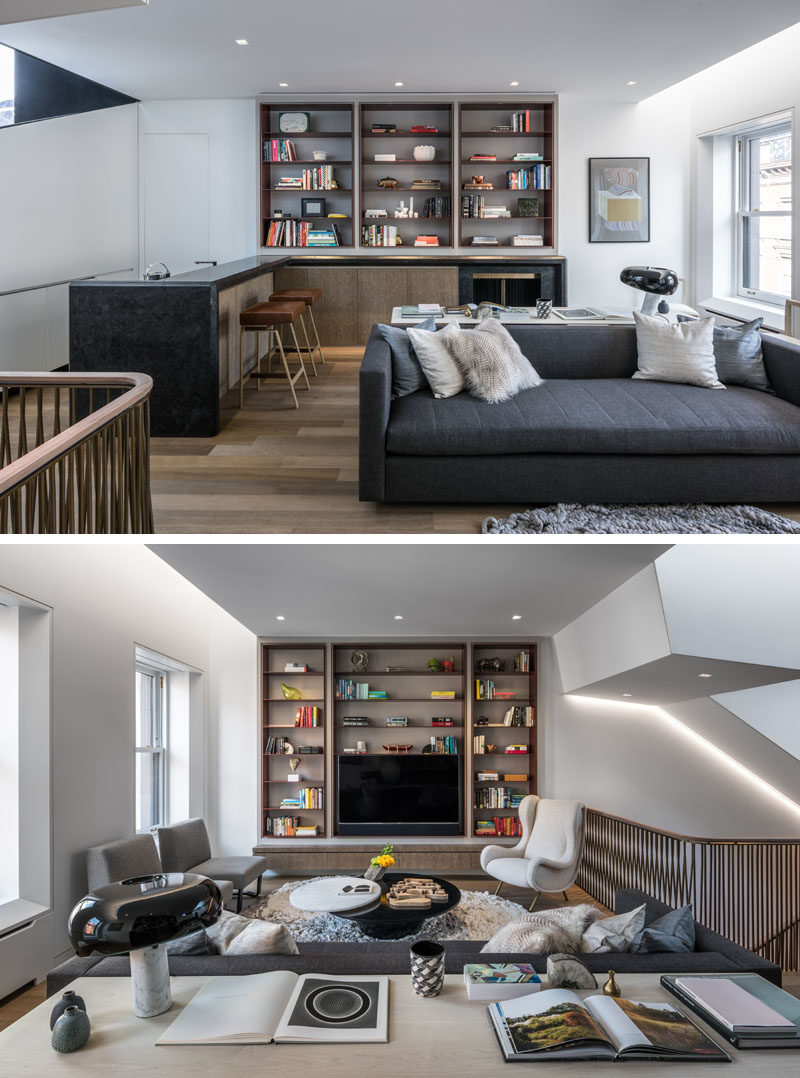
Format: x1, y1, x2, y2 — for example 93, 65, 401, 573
313, 150, 328, 161
413, 145, 436, 162
383, 744, 413, 753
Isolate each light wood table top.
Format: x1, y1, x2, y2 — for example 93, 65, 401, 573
2, 973, 796, 1075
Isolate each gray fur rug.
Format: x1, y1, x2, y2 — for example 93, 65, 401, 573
482, 503, 800, 535
242, 877, 530, 944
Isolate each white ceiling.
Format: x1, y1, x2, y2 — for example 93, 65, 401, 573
149, 542, 669, 638
0, 0, 146, 25
1, 0, 799, 101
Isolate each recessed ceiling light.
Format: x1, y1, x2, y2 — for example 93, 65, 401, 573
394, 81, 404, 87
279, 82, 288, 88
698, 673, 713, 678
627, 80, 637, 86
275, 615, 286, 622
393, 615, 404, 621
235, 39, 249, 45
510, 81, 520, 87
511, 614, 523, 621
622, 693, 633, 698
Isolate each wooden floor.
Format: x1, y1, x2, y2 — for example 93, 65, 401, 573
148, 346, 800, 534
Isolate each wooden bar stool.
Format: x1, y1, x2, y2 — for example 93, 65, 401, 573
239, 299, 309, 409
269, 287, 325, 369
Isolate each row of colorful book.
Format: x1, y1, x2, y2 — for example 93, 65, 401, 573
275, 166, 337, 190
279, 787, 324, 810
475, 679, 516, 700
513, 651, 532, 672
263, 138, 298, 162
475, 787, 526, 809
335, 680, 388, 700
294, 706, 322, 727
265, 220, 338, 247
263, 735, 291, 755
507, 165, 551, 190
429, 735, 458, 755
501, 706, 535, 727
475, 816, 523, 837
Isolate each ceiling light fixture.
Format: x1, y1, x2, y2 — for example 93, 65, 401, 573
279, 82, 288, 88
511, 614, 523, 621
394, 615, 404, 621
275, 615, 286, 621
235, 39, 249, 45
627, 80, 637, 86
510, 81, 520, 87
622, 693, 633, 698
394, 81, 404, 87
698, 673, 713, 678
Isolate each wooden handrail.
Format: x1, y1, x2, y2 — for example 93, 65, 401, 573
0, 373, 152, 497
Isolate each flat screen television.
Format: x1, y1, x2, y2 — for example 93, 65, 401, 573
337, 754, 463, 836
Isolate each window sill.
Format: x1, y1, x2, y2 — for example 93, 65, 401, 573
0, 898, 51, 937
700, 295, 785, 332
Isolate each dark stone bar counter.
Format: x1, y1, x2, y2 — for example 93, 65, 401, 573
69, 254, 567, 437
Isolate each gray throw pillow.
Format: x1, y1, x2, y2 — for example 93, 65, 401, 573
630, 903, 696, 953
166, 929, 217, 956
446, 318, 542, 403
713, 318, 774, 393
378, 316, 435, 399
632, 310, 724, 389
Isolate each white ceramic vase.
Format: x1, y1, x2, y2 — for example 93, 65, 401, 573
413, 145, 436, 162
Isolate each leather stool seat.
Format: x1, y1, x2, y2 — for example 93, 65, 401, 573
240, 299, 305, 326
270, 288, 322, 305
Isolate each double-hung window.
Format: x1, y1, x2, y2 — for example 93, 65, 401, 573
736, 123, 792, 304
135, 662, 167, 831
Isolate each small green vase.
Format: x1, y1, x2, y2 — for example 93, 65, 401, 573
51, 1005, 91, 1053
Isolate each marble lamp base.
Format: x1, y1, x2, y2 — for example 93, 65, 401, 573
130, 944, 171, 1018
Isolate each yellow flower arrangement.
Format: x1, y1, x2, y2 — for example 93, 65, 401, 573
370, 843, 395, 868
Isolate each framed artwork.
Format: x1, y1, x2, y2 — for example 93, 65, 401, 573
301, 197, 327, 218
588, 157, 650, 242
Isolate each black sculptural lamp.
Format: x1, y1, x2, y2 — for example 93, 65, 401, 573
69, 873, 221, 1018
620, 266, 679, 316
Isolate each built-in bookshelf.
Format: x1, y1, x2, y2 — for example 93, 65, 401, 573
260, 643, 327, 839
259, 103, 354, 249
470, 643, 537, 838
458, 102, 555, 250
359, 103, 453, 249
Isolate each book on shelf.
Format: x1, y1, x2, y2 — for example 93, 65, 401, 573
503, 772, 529, 782
297, 745, 323, 754
475, 816, 522, 837
505, 745, 528, 754
263, 815, 298, 836
506, 164, 551, 190
489, 987, 729, 1063
513, 152, 542, 161
263, 735, 290, 755
429, 734, 458, 754
411, 178, 442, 190
464, 964, 541, 1001
265, 220, 339, 248
295, 706, 321, 727
470, 236, 499, 246
431, 689, 456, 699
385, 716, 409, 727
279, 787, 323, 810
475, 786, 525, 809
284, 662, 308, 673
661, 974, 800, 1049
422, 195, 450, 219
296, 825, 318, 837
411, 125, 438, 133
342, 716, 370, 726
400, 304, 443, 317
470, 153, 497, 162
361, 223, 398, 247
502, 705, 535, 727
374, 153, 396, 162
414, 235, 440, 246
510, 109, 531, 133
432, 717, 455, 726
342, 747, 367, 754
371, 123, 396, 134
264, 138, 297, 162
512, 234, 544, 246
157, 972, 388, 1045
477, 770, 499, 781
513, 651, 532, 672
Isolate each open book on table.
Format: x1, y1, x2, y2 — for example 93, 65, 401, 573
489, 987, 730, 1062
157, 972, 388, 1046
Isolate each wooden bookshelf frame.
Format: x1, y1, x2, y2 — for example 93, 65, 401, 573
260, 102, 355, 249
469, 642, 537, 838
458, 101, 555, 250
260, 642, 327, 839
359, 102, 454, 249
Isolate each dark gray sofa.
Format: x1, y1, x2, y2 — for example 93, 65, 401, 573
46, 888, 781, 995
359, 323, 800, 503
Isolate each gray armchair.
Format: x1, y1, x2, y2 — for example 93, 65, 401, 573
86, 832, 234, 907
157, 818, 267, 912
480, 795, 586, 910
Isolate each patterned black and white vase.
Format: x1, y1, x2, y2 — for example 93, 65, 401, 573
49, 989, 87, 1030
409, 940, 445, 997
51, 1005, 91, 1053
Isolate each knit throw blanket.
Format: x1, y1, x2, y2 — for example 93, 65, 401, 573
481, 903, 602, 953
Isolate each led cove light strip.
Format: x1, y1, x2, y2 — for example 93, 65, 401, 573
568, 695, 800, 819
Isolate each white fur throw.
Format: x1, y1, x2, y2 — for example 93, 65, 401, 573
446, 318, 542, 403
481, 903, 601, 954
206, 910, 298, 955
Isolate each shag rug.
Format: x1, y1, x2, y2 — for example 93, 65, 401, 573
241, 877, 530, 944
482, 503, 800, 535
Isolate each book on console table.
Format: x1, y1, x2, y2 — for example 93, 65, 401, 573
489, 987, 730, 1062
157, 972, 388, 1046
661, 974, 800, 1050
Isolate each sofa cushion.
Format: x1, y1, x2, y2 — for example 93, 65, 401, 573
632, 311, 724, 389
378, 317, 434, 399
407, 324, 465, 398
385, 380, 800, 456
631, 904, 695, 953
713, 319, 774, 394
447, 318, 542, 402
581, 904, 646, 953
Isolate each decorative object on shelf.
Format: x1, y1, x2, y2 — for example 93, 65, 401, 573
602, 970, 622, 997
413, 145, 436, 162
282, 740, 295, 755
377, 176, 398, 188
51, 1005, 91, 1053
546, 953, 598, 990
620, 265, 679, 316
536, 299, 553, 319
49, 989, 87, 1031
290, 757, 300, 773
68, 873, 222, 1018
364, 843, 395, 881
279, 111, 310, 133
365, 208, 388, 218
374, 153, 396, 162
312, 150, 328, 161
385, 665, 408, 671
383, 743, 413, 753
350, 649, 369, 672
442, 657, 455, 673
518, 197, 539, 217
281, 682, 302, 700
427, 657, 442, 672
476, 715, 490, 726
301, 197, 327, 218
410, 939, 445, 997
589, 157, 650, 243
476, 656, 505, 673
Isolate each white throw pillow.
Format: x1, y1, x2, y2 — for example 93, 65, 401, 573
205, 911, 298, 955
407, 323, 465, 398
580, 903, 646, 954
447, 318, 542, 403
632, 310, 724, 389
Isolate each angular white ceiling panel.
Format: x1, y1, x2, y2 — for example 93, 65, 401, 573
0, 1, 146, 25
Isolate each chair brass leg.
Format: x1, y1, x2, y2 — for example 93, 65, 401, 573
494, 881, 504, 896
276, 333, 299, 409
298, 310, 317, 376
256, 330, 265, 390
289, 323, 311, 390
528, 892, 540, 911
307, 304, 325, 364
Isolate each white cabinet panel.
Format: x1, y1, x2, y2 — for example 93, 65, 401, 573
0, 291, 47, 372
143, 132, 210, 277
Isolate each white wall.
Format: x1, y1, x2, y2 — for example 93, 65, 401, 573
138, 100, 258, 275
0, 545, 256, 965
0, 104, 138, 372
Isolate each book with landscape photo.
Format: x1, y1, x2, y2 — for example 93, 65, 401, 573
157, 972, 388, 1046
489, 987, 730, 1062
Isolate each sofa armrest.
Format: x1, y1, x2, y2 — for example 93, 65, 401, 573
761, 332, 800, 408
359, 327, 392, 502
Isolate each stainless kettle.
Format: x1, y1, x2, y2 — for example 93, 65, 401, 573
143, 262, 171, 281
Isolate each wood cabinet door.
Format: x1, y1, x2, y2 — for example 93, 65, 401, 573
356, 267, 409, 343
406, 267, 459, 309
306, 267, 359, 346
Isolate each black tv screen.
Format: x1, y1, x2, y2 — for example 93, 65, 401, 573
337, 754, 463, 835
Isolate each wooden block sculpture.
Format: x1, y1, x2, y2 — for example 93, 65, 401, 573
387, 877, 449, 910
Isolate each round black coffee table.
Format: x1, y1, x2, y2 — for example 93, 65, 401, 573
335, 872, 461, 939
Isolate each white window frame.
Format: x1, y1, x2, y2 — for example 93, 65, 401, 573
135, 661, 168, 832
735, 121, 792, 305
